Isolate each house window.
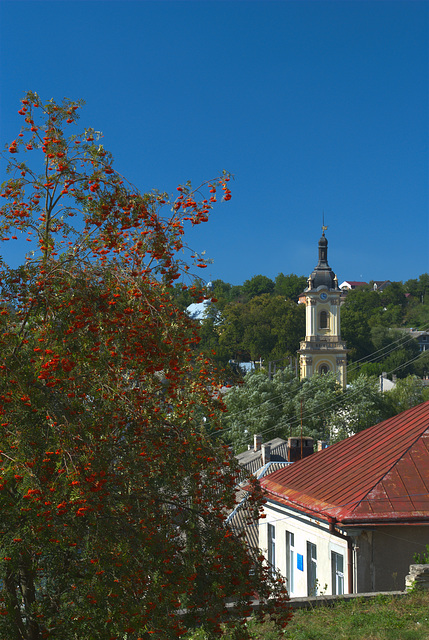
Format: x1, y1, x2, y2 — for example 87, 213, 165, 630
319, 310, 329, 329
286, 531, 295, 594
268, 524, 276, 574
307, 541, 317, 596
319, 364, 330, 375
331, 551, 344, 595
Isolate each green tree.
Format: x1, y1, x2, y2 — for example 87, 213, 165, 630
0, 93, 290, 640
210, 279, 244, 310
341, 289, 383, 360
379, 281, 406, 308
328, 374, 389, 441
219, 295, 304, 364
385, 375, 429, 414
404, 274, 429, 328
350, 327, 422, 380
241, 274, 275, 300
293, 373, 344, 441
224, 369, 391, 452
222, 369, 291, 452
274, 273, 307, 301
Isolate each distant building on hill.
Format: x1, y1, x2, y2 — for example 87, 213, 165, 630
186, 299, 211, 321
371, 280, 392, 291
339, 280, 392, 296
186, 282, 213, 321
339, 280, 368, 291
298, 231, 347, 388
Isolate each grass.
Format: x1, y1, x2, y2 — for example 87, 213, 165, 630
281, 591, 429, 640
187, 591, 429, 639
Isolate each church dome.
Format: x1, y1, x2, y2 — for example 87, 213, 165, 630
306, 232, 339, 291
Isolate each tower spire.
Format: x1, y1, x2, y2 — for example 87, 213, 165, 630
322, 211, 328, 236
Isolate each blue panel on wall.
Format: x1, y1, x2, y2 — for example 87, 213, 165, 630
297, 553, 304, 571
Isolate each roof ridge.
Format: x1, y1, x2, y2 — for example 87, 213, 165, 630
348, 403, 429, 514
259, 401, 429, 522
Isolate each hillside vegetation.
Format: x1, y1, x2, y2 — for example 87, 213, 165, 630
175, 274, 429, 380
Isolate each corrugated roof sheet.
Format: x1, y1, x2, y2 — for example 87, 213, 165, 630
236, 438, 289, 475
227, 462, 292, 550
260, 401, 429, 525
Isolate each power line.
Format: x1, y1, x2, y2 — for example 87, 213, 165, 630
218, 380, 379, 442
222, 326, 428, 426
214, 323, 429, 447
347, 322, 429, 374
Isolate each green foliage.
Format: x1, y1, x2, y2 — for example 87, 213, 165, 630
223, 369, 392, 450
341, 289, 384, 360
413, 545, 429, 564
385, 376, 429, 414
328, 374, 389, 442
405, 273, 429, 302
222, 369, 296, 451
210, 280, 245, 310
342, 288, 428, 378
404, 297, 429, 329
379, 281, 407, 308
218, 295, 304, 364
242, 275, 275, 300
274, 273, 307, 302
363, 327, 421, 380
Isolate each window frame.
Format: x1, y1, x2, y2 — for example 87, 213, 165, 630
307, 541, 317, 596
286, 530, 295, 594
331, 551, 344, 595
268, 523, 276, 575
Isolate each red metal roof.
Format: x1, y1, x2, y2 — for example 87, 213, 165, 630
343, 281, 368, 287
260, 401, 429, 525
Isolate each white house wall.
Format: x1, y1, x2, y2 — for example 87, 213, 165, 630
259, 500, 349, 598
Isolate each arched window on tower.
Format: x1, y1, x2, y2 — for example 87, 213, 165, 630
319, 310, 329, 329
319, 364, 329, 375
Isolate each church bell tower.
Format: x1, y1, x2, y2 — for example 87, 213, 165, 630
298, 230, 347, 388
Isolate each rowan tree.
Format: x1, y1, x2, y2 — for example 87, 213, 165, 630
0, 92, 290, 639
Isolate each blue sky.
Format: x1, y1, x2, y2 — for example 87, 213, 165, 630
1, 0, 428, 286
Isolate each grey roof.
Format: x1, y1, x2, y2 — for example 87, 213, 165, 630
227, 461, 292, 551
372, 280, 392, 290
236, 437, 289, 475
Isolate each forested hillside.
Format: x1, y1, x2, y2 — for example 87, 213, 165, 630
176, 273, 429, 380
